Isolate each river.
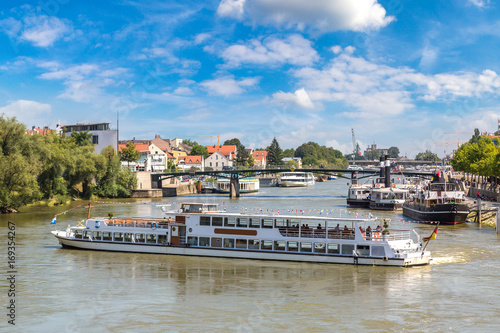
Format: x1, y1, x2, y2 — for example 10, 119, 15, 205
1, 180, 500, 332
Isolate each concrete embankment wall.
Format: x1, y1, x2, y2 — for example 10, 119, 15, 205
162, 184, 198, 197
468, 186, 500, 202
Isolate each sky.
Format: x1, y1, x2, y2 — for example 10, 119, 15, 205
1, 0, 500, 158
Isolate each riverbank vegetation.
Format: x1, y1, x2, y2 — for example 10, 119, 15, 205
0, 116, 136, 213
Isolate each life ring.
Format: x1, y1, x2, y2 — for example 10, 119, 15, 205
151, 222, 157, 230
375, 183, 382, 188
383, 256, 388, 261
95, 221, 100, 229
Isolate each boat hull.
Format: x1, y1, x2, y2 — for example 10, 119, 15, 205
402, 204, 469, 225
369, 201, 404, 211
347, 199, 370, 208
53, 234, 429, 267
279, 181, 314, 187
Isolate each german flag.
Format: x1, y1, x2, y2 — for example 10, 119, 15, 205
423, 225, 438, 242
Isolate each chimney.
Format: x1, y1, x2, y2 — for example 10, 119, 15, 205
384, 155, 391, 188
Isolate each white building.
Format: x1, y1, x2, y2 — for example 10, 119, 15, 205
178, 155, 204, 171
205, 151, 233, 170
63, 122, 117, 154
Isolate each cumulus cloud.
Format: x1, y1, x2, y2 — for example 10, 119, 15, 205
0, 14, 73, 48
222, 34, 318, 67
0, 100, 52, 125
273, 88, 315, 109
200, 76, 258, 96
280, 47, 500, 118
217, 0, 394, 32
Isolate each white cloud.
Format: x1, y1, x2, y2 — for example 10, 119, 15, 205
217, 0, 245, 19
0, 100, 51, 125
200, 76, 258, 96
217, 0, 394, 32
222, 34, 318, 67
20, 15, 72, 47
273, 88, 315, 109
468, 0, 490, 8
282, 48, 500, 118
174, 87, 194, 95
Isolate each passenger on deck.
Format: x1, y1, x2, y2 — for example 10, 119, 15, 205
162, 217, 167, 223
317, 223, 322, 230
359, 226, 364, 234
376, 225, 382, 232
334, 224, 340, 231
366, 226, 372, 237
168, 217, 174, 222
305, 224, 310, 230
343, 225, 349, 231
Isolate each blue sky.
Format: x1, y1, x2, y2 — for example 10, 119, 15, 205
1, 0, 500, 158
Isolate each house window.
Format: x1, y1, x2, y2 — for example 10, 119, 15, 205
216, 162, 218, 167
216, 154, 218, 160
92, 135, 99, 145
210, 162, 212, 167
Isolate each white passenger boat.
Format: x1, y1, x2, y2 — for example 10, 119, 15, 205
216, 177, 259, 193
279, 172, 315, 187
51, 203, 431, 267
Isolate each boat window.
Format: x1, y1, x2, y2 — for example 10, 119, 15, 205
207, 205, 217, 211
300, 242, 312, 252
83, 231, 91, 239
357, 245, 370, 256
182, 204, 191, 212
261, 240, 273, 250
146, 234, 157, 244
93, 231, 102, 240
102, 232, 112, 241
287, 241, 298, 252
248, 240, 260, 249
275, 219, 286, 228
158, 235, 167, 245
262, 218, 273, 228
191, 205, 202, 213
224, 238, 235, 248
249, 218, 260, 228
74, 230, 83, 239
124, 233, 133, 242
237, 218, 248, 227
236, 239, 247, 249
114, 232, 124, 242
224, 217, 235, 227
200, 216, 211, 226
327, 243, 340, 254
211, 238, 222, 247
199, 237, 210, 247
187, 236, 198, 246
371, 246, 385, 257
341, 244, 355, 255
274, 240, 286, 251
314, 243, 326, 253
135, 233, 145, 243
212, 217, 223, 226
291, 219, 302, 227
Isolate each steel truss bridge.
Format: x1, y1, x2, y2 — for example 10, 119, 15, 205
151, 168, 434, 198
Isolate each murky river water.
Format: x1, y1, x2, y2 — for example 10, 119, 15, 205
1, 180, 500, 332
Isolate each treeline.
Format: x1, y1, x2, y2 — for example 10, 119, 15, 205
451, 129, 499, 178
0, 116, 136, 213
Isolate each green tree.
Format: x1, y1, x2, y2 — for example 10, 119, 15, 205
415, 150, 440, 161
224, 138, 249, 166
267, 137, 284, 165
71, 130, 93, 146
247, 154, 255, 167
294, 141, 345, 167
190, 144, 209, 159
388, 146, 400, 158
119, 142, 141, 167
0, 116, 41, 212
469, 128, 481, 144
283, 148, 295, 158
364, 149, 381, 160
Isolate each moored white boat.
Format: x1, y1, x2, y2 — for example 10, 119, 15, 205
279, 172, 315, 187
51, 203, 431, 267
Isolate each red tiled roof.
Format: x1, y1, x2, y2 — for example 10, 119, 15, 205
118, 143, 150, 152
179, 155, 202, 164
252, 150, 268, 161
206, 145, 237, 159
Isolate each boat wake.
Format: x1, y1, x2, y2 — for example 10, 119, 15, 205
430, 255, 468, 265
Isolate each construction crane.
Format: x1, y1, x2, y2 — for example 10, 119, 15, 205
351, 128, 358, 160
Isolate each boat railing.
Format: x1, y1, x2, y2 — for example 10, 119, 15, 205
278, 228, 355, 240
363, 230, 411, 241
106, 219, 169, 229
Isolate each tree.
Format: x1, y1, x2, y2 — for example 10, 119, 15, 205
469, 128, 481, 144
294, 141, 345, 167
388, 146, 400, 158
190, 144, 209, 159
183, 138, 198, 146
71, 130, 93, 146
0, 116, 41, 212
224, 138, 249, 166
247, 154, 255, 167
364, 149, 381, 160
119, 142, 141, 167
267, 137, 284, 165
415, 150, 440, 161
283, 148, 295, 158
